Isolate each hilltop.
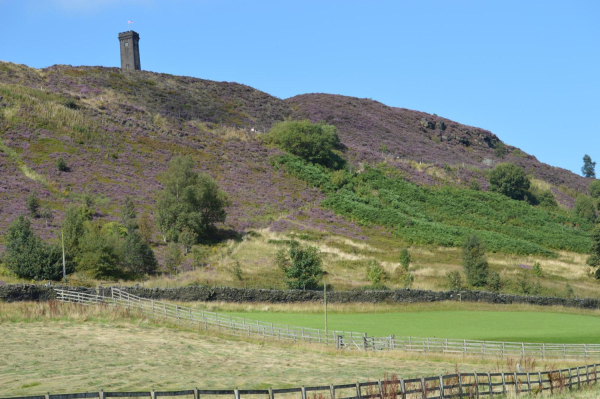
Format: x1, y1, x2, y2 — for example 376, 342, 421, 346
0, 62, 597, 295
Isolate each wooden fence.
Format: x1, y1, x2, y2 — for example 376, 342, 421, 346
54, 288, 600, 360
2, 363, 599, 399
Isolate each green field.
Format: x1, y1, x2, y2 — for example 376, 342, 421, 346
221, 310, 600, 344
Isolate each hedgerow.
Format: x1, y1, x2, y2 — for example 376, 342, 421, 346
275, 155, 592, 256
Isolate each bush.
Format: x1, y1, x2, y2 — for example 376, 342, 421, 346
4, 215, 66, 280
265, 120, 344, 168
487, 271, 502, 292
26, 192, 40, 218
536, 190, 558, 209
75, 221, 123, 279
494, 141, 508, 158
574, 195, 596, 223
122, 230, 158, 276
56, 157, 68, 172
165, 242, 183, 275
532, 261, 542, 277
192, 245, 209, 267
366, 259, 387, 285
590, 180, 600, 199
462, 235, 489, 287
488, 163, 531, 200
275, 240, 323, 290
515, 271, 541, 295
445, 270, 463, 290
399, 249, 411, 271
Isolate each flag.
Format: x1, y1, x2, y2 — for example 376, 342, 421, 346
128, 20, 134, 24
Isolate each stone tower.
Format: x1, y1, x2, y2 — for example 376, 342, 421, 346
118, 31, 141, 71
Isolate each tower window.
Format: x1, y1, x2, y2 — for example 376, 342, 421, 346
125, 41, 129, 47
126, 64, 130, 70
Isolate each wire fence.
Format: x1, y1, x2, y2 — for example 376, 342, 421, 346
3, 363, 599, 399
54, 288, 600, 359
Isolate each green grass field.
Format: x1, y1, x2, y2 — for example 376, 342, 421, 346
219, 309, 600, 344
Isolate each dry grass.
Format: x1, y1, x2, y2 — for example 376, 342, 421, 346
4, 301, 585, 397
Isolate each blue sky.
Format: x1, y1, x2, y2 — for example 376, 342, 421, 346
1, 0, 599, 176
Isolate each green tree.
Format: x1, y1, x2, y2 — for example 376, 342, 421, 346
574, 195, 596, 223
156, 156, 229, 243
179, 226, 197, 254
487, 271, 502, 292
586, 226, 600, 278
62, 205, 87, 256
461, 235, 489, 287
276, 241, 324, 290
56, 157, 68, 172
582, 154, 596, 178
26, 192, 40, 218
165, 242, 183, 275
589, 180, 600, 199
488, 163, 531, 200
121, 197, 137, 229
365, 259, 387, 286
399, 249, 411, 271
138, 210, 154, 244
122, 230, 158, 276
265, 120, 344, 168
4, 215, 65, 280
39, 207, 53, 227
75, 221, 123, 279
445, 270, 463, 291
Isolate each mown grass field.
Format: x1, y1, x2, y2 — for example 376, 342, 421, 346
182, 302, 600, 344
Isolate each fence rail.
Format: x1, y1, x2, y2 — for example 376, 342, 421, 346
54, 288, 600, 360
3, 363, 599, 399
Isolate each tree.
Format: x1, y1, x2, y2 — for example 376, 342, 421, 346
488, 163, 531, 200
586, 226, 600, 278
461, 235, 489, 287
264, 120, 344, 168
165, 242, 183, 275
582, 154, 596, 178
138, 211, 154, 244
366, 259, 387, 286
156, 156, 229, 243
4, 215, 65, 280
121, 197, 137, 229
179, 226, 197, 254
275, 241, 324, 290
122, 230, 158, 276
56, 157, 68, 172
574, 195, 596, 223
62, 205, 86, 256
26, 192, 40, 218
39, 207, 53, 227
75, 221, 123, 279
589, 180, 600, 199
399, 249, 411, 271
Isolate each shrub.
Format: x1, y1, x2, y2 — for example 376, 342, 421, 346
265, 120, 344, 168
574, 195, 596, 223
488, 163, 531, 200
138, 211, 153, 244
75, 221, 123, 279
536, 190, 557, 209
4, 215, 66, 280
462, 235, 489, 287
275, 240, 323, 290
399, 249, 411, 271
487, 271, 503, 292
192, 245, 209, 267
494, 141, 508, 158
366, 259, 388, 285
56, 157, 69, 172
515, 271, 542, 295
532, 261, 542, 277
121, 197, 137, 229
179, 226, 198, 254
445, 270, 463, 290
590, 180, 600, 199
122, 230, 158, 276
26, 192, 40, 218
165, 242, 183, 275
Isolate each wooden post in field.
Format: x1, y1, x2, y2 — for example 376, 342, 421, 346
501, 372, 506, 394
577, 367, 581, 388
458, 374, 463, 398
400, 379, 406, 399
514, 372, 519, 395
378, 380, 384, 399
355, 382, 361, 399
526, 372, 531, 392
585, 365, 590, 385
151, 389, 156, 399
420, 377, 426, 399
45, 392, 49, 399
194, 387, 199, 399
268, 388, 274, 399
99, 389, 104, 399
234, 388, 240, 399
330, 384, 335, 399
324, 282, 328, 338
439, 375, 445, 399
301, 386, 307, 399
474, 372, 479, 398
363, 334, 368, 351
567, 368, 573, 390
538, 372, 543, 391
391, 335, 395, 350
487, 372, 492, 396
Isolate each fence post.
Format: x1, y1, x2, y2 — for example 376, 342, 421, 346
595, 364, 598, 383
538, 372, 543, 392
514, 372, 519, 395
439, 375, 445, 399
458, 373, 463, 398
585, 365, 590, 386
268, 388, 274, 399
577, 367, 581, 388
474, 372, 479, 398
563, 344, 566, 360
391, 335, 395, 350
487, 372, 492, 396
420, 377, 426, 399
45, 392, 49, 399
355, 382, 361, 399
330, 384, 336, 399
526, 372, 531, 392
463, 340, 466, 356
501, 372, 506, 395
378, 380, 384, 399
567, 368, 573, 390
194, 387, 199, 399
234, 388, 240, 399
400, 378, 406, 399
363, 334, 368, 351
151, 389, 156, 399
99, 389, 104, 399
